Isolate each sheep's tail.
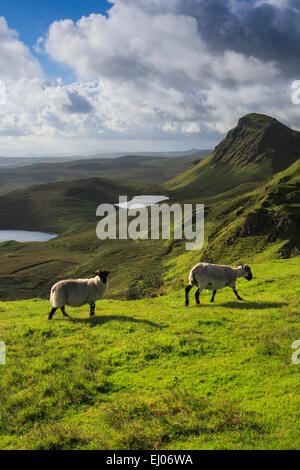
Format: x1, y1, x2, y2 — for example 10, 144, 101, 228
188, 269, 196, 286
50, 284, 63, 308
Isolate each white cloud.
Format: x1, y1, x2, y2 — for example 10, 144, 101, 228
255, 0, 289, 8
0, 1, 298, 155
211, 51, 279, 83
40, 3, 293, 135
44, 6, 207, 82
44, 3, 280, 86
0, 17, 42, 82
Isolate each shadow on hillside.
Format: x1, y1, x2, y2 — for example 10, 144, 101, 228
68, 314, 166, 328
197, 319, 224, 326
214, 301, 288, 309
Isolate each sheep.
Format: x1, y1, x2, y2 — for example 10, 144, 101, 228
185, 263, 252, 306
48, 270, 110, 319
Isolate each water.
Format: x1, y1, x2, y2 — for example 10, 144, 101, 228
0, 230, 57, 243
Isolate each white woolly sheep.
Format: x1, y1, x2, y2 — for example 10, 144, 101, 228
185, 263, 252, 306
48, 270, 110, 319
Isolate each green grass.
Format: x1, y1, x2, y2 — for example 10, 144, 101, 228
0, 160, 298, 302
0, 258, 299, 450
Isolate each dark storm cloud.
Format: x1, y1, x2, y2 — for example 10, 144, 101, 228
114, 0, 300, 76
175, 0, 300, 77
63, 90, 94, 114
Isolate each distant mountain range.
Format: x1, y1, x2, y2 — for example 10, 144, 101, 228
0, 151, 211, 195
0, 149, 209, 169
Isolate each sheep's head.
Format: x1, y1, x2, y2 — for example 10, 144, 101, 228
94, 270, 111, 284
237, 264, 253, 281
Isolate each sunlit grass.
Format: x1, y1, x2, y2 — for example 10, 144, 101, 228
0, 258, 299, 449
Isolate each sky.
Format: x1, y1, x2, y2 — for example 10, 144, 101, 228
0, 0, 299, 156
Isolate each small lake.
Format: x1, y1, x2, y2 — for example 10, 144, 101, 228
0, 230, 57, 243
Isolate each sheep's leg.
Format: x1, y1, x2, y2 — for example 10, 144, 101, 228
232, 287, 243, 301
61, 306, 69, 317
185, 285, 193, 306
195, 286, 204, 305
90, 302, 95, 316
48, 307, 57, 320
210, 290, 217, 303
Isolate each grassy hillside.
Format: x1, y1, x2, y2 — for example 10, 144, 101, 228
0, 113, 299, 450
167, 114, 300, 198
0, 160, 298, 302
0, 177, 162, 233
200, 159, 300, 263
0, 113, 298, 302
0, 233, 169, 301
0, 152, 210, 195
0, 258, 299, 450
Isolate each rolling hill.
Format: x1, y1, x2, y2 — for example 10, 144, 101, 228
0, 151, 210, 195
0, 113, 298, 301
0, 177, 162, 233
0, 149, 207, 169
0, 114, 299, 450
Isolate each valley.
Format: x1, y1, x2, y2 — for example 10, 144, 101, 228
0, 113, 298, 301
0, 113, 299, 450
0, 151, 210, 195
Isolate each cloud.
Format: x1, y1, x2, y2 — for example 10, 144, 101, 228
175, 0, 300, 77
0, 1, 299, 154
110, 0, 300, 76
63, 90, 94, 114
40, 2, 295, 132
44, 2, 283, 85
0, 17, 42, 82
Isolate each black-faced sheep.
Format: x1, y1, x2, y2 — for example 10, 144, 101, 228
185, 263, 252, 306
48, 270, 110, 319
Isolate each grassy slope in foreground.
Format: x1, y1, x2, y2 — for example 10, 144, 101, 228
0, 258, 299, 450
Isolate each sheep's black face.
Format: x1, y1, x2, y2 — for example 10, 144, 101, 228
95, 270, 110, 284
237, 264, 253, 281
244, 265, 252, 281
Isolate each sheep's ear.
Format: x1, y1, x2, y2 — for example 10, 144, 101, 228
94, 270, 100, 276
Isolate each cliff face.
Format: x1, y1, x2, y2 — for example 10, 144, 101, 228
167, 113, 300, 198
211, 113, 300, 172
